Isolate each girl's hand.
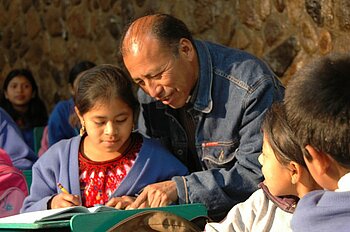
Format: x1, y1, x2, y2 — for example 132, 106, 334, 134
106, 196, 138, 209
50, 193, 81, 209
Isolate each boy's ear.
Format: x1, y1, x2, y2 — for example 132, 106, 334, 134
305, 145, 331, 176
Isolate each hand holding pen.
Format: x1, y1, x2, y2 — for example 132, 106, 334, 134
49, 183, 81, 209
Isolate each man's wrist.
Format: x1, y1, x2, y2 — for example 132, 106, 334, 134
172, 176, 189, 204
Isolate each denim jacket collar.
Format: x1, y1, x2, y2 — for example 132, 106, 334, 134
193, 40, 213, 113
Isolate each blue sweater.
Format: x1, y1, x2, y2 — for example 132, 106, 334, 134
48, 98, 78, 147
0, 107, 36, 170
21, 134, 188, 213
292, 190, 350, 232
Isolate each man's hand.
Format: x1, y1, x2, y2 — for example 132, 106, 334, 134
127, 180, 178, 209
106, 196, 136, 209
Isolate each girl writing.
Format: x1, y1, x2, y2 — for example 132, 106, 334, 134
205, 102, 320, 231
0, 69, 48, 150
21, 64, 188, 212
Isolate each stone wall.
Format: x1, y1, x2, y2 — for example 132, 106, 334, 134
1, 0, 350, 112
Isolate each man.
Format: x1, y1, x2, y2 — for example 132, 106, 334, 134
120, 13, 284, 220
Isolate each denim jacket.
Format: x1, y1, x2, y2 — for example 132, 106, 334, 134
137, 40, 284, 220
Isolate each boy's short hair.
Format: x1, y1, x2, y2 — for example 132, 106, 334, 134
285, 53, 350, 168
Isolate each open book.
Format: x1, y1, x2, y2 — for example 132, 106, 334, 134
0, 203, 208, 230
0, 205, 118, 224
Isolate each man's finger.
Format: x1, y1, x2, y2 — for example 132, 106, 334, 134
129, 190, 148, 209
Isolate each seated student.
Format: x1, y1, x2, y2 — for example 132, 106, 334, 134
48, 61, 96, 147
0, 107, 37, 170
37, 126, 48, 157
0, 69, 48, 150
284, 53, 350, 232
205, 102, 320, 232
21, 64, 188, 213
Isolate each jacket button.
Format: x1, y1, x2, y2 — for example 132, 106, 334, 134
177, 149, 183, 156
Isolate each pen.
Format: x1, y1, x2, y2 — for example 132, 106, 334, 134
57, 183, 69, 194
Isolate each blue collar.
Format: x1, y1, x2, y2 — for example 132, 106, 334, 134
192, 40, 213, 113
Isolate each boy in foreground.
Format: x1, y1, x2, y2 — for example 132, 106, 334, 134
285, 53, 350, 231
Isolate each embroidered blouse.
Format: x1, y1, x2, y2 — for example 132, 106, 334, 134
79, 135, 141, 207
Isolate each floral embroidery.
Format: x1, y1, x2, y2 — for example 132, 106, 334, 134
79, 134, 142, 207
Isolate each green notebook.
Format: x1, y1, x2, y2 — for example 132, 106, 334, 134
0, 205, 117, 229
70, 204, 207, 231
0, 204, 207, 231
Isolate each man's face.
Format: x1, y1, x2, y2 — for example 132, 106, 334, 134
123, 35, 197, 109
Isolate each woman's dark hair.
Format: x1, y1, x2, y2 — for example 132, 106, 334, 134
68, 61, 96, 85
0, 68, 47, 128
262, 102, 307, 168
74, 64, 139, 120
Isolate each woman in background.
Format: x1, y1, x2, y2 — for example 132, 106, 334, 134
0, 107, 36, 170
0, 68, 48, 150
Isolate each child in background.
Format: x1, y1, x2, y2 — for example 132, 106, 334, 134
285, 53, 350, 232
21, 64, 188, 213
0, 69, 48, 150
0, 107, 37, 170
48, 61, 96, 147
205, 102, 320, 232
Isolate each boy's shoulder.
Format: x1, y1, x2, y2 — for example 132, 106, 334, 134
292, 190, 350, 232
297, 189, 350, 208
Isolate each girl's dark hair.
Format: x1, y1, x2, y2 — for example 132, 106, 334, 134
68, 61, 96, 85
262, 102, 307, 168
74, 64, 139, 119
0, 69, 47, 128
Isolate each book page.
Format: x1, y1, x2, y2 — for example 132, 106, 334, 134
0, 205, 120, 224
0, 206, 89, 224
88, 205, 120, 213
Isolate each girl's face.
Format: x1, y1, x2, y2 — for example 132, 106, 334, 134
258, 133, 294, 196
5, 76, 33, 108
77, 97, 134, 160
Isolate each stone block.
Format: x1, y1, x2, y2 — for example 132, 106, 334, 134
67, 7, 88, 38
44, 8, 63, 37
263, 36, 299, 77
26, 8, 41, 39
